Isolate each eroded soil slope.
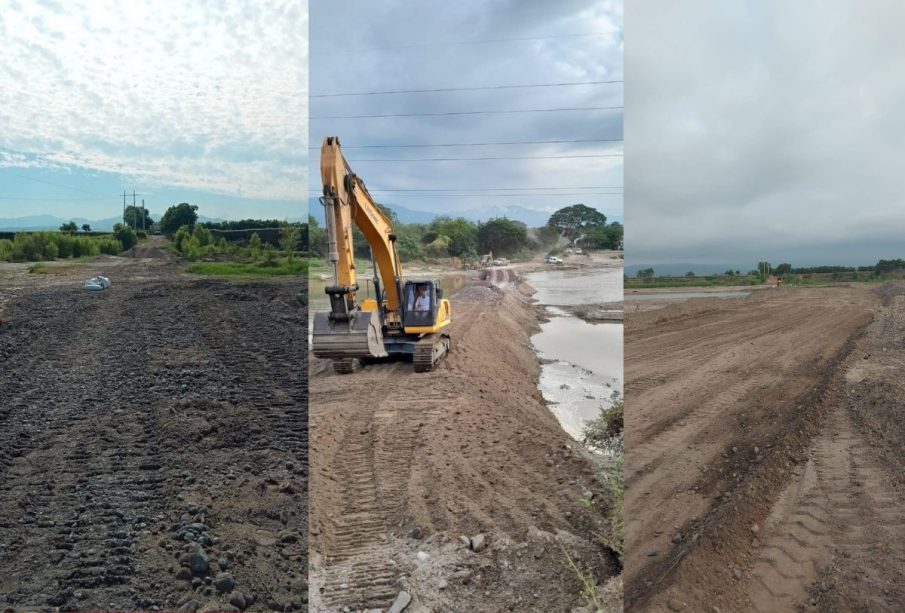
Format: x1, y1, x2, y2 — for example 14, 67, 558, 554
309, 277, 621, 613
0, 258, 306, 612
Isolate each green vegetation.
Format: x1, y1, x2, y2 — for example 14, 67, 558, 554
307, 202, 623, 266
0, 232, 123, 262
626, 258, 905, 289
583, 399, 624, 561
163, 206, 305, 277
113, 224, 138, 250
123, 205, 153, 230
160, 203, 199, 235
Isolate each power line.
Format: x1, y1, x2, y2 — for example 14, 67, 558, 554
365, 186, 623, 192
311, 105, 623, 120
335, 192, 624, 198
346, 154, 622, 162
0, 167, 102, 197
312, 80, 623, 98
0, 196, 111, 201
307, 138, 623, 149
311, 32, 615, 54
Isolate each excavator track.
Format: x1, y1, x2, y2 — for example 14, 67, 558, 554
413, 333, 451, 372
332, 358, 361, 374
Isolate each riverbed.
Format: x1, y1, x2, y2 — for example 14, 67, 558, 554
526, 267, 624, 441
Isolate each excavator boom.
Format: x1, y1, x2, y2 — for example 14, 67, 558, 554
313, 137, 452, 373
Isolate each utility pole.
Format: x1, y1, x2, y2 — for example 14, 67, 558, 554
141, 199, 145, 231
123, 190, 127, 224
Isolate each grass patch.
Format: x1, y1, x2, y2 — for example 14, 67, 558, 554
186, 259, 307, 277
583, 400, 624, 560
28, 263, 48, 274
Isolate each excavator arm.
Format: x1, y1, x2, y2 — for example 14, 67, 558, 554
320, 136, 403, 318
313, 136, 452, 373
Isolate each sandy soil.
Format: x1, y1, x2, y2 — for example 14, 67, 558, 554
309, 271, 621, 613
513, 250, 623, 274
0, 248, 307, 612
622, 285, 894, 612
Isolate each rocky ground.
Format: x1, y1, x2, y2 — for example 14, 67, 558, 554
0, 251, 306, 612
309, 272, 621, 613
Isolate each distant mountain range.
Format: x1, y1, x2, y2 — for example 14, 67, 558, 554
0, 213, 228, 232
308, 197, 622, 228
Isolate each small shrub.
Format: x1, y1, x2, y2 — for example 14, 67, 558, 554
113, 224, 138, 250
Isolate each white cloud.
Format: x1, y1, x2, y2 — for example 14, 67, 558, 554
0, 0, 307, 200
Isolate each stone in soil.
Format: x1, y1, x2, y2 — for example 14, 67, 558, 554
388, 590, 412, 613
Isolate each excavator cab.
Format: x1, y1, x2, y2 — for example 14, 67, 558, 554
403, 280, 442, 328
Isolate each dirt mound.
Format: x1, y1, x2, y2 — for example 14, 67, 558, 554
0, 264, 307, 612
309, 279, 619, 612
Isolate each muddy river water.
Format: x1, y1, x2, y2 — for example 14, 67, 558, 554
525, 268, 624, 440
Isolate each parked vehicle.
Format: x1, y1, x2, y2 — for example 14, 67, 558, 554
492, 258, 508, 266
544, 256, 563, 264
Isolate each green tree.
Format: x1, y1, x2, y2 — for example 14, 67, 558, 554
477, 217, 533, 257
59, 221, 78, 234
724, 269, 736, 276
774, 263, 792, 275
636, 267, 655, 279
429, 216, 477, 257
756, 261, 772, 279
249, 232, 262, 257
112, 223, 137, 251
124, 205, 153, 230
173, 226, 191, 252
547, 204, 607, 244
81, 223, 91, 233
159, 203, 199, 235
685, 271, 696, 277
585, 222, 623, 249
280, 223, 302, 263
191, 224, 213, 247
307, 216, 326, 257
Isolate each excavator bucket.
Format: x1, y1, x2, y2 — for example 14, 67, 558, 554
312, 308, 388, 360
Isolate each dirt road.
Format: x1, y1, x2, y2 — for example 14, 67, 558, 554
309, 274, 621, 613
623, 284, 905, 611
0, 253, 306, 612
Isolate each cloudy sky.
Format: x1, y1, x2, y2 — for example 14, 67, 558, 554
0, 0, 306, 221
309, 0, 622, 226
628, 0, 905, 269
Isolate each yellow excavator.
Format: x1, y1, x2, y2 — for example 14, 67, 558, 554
312, 136, 452, 374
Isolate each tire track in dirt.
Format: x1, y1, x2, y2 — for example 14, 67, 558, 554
310, 277, 618, 612
314, 303, 483, 610
624, 287, 877, 612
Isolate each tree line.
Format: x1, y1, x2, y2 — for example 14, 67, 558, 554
308, 203, 622, 262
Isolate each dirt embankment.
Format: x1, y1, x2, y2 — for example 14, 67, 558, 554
622, 285, 905, 612
309, 274, 621, 613
0, 256, 307, 612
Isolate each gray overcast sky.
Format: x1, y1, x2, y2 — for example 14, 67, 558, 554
627, 0, 905, 269
309, 0, 622, 225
